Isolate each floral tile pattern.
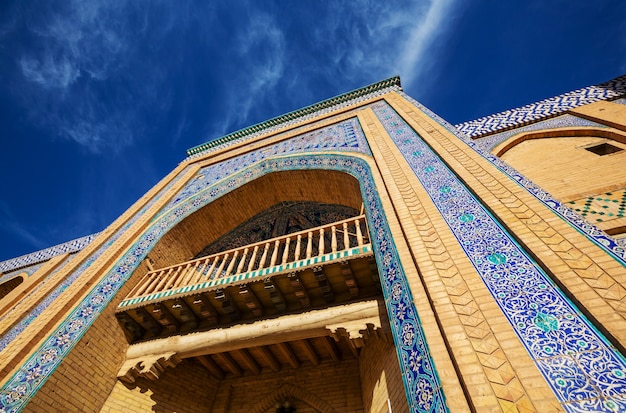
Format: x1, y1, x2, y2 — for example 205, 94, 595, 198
372, 101, 626, 412
0, 153, 448, 413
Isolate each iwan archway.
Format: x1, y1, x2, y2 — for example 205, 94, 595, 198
110, 154, 446, 412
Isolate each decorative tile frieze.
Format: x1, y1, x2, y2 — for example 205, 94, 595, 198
0, 153, 448, 413
372, 101, 626, 412
162, 118, 371, 213
0, 167, 192, 353
0, 234, 98, 275
454, 75, 626, 138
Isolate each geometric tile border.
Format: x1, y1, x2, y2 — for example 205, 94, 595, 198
401, 92, 626, 265
0, 234, 98, 275
162, 118, 372, 214
455, 75, 626, 138
568, 189, 626, 224
0, 167, 192, 353
0, 153, 448, 413
373, 101, 626, 412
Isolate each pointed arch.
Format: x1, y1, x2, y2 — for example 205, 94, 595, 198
248, 382, 337, 413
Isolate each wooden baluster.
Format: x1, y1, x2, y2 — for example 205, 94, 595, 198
259, 243, 270, 269
175, 263, 193, 288
248, 245, 259, 272
133, 272, 158, 297
201, 257, 217, 281
166, 267, 182, 289
331, 225, 337, 253
282, 237, 291, 264
214, 253, 229, 279
189, 258, 207, 284
306, 231, 313, 258
318, 228, 325, 256
225, 250, 239, 277
355, 219, 364, 246
236, 248, 249, 275
294, 234, 302, 261
343, 222, 350, 250
155, 268, 174, 292
269, 240, 280, 267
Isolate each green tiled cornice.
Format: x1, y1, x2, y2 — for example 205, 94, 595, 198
186, 76, 401, 156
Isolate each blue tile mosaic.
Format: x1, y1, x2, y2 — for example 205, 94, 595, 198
0, 153, 447, 413
161, 118, 371, 214
0, 166, 192, 354
372, 101, 626, 412
400, 92, 626, 264
469, 114, 608, 153
454, 75, 626, 138
187, 85, 400, 159
0, 234, 98, 275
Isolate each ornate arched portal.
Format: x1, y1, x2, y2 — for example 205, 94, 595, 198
0, 153, 445, 413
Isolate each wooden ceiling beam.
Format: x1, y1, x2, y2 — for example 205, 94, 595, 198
235, 349, 261, 375
320, 336, 341, 362
196, 355, 225, 380
275, 342, 299, 369
215, 352, 242, 377
255, 345, 281, 372
300, 339, 320, 366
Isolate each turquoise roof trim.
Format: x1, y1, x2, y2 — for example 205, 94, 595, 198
186, 76, 401, 156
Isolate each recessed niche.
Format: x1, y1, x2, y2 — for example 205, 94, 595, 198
584, 143, 623, 156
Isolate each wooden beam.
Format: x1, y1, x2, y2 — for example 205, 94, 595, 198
255, 346, 280, 372
215, 352, 242, 377
320, 336, 341, 362
196, 355, 225, 380
235, 349, 261, 375
340, 262, 359, 298
239, 284, 263, 317
300, 339, 320, 366
125, 299, 384, 360
264, 279, 286, 312
289, 273, 310, 309
191, 294, 218, 324
313, 267, 335, 303
275, 342, 299, 369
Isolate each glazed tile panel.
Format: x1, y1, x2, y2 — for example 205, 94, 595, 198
0, 233, 98, 275
186, 85, 399, 159
0, 167, 191, 353
372, 102, 626, 413
400, 92, 626, 265
0, 154, 448, 413
159, 118, 371, 215
455, 75, 626, 138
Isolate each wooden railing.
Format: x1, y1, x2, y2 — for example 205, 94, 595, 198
123, 215, 369, 303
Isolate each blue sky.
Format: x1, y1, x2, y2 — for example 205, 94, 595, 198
0, 1, 625, 261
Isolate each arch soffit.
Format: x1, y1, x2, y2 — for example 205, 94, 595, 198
248, 382, 338, 413
492, 126, 626, 157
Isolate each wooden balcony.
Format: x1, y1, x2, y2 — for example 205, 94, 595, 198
116, 215, 380, 343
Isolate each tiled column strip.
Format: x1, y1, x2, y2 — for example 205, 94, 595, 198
373, 100, 626, 412
0, 163, 200, 387
388, 92, 626, 351
359, 109, 547, 412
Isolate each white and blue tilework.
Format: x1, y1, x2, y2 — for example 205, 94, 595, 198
0, 153, 448, 413
455, 75, 626, 138
0, 234, 98, 275
373, 101, 626, 412
0, 166, 193, 354
400, 92, 626, 264
161, 118, 371, 214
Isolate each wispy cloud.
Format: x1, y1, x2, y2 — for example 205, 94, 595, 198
0, 201, 46, 251
206, 11, 287, 139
